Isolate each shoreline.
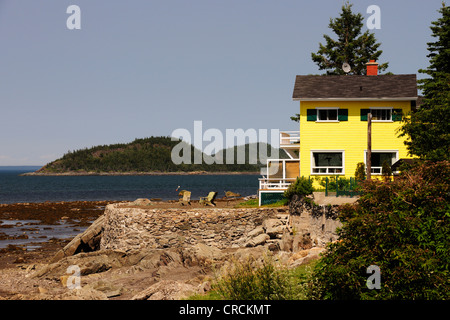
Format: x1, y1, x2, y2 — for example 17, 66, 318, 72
0, 198, 252, 270
0, 202, 301, 301
0, 200, 117, 270
20, 170, 261, 176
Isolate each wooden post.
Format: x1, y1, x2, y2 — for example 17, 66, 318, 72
367, 112, 372, 180
336, 176, 339, 197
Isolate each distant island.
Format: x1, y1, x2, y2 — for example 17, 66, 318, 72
24, 136, 287, 176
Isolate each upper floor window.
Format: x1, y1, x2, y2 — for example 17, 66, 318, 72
361, 108, 403, 122
307, 108, 348, 122
371, 108, 392, 121
318, 109, 338, 121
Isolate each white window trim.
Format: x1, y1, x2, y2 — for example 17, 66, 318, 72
315, 107, 340, 123
364, 150, 399, 175
370, 107, 394, 122
310, 150, 345, 175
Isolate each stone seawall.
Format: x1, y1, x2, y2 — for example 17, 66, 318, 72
100, 203, 286, 252
288, 195, 342, 247
51, 198, 343, 264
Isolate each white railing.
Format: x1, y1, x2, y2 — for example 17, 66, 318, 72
311, 166, 344, 174
259, 178, 296, 190
280, 131, 300, 147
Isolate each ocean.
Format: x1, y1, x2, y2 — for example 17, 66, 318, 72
0, 168, 260, 204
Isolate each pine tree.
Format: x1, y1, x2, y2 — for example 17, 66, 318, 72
399, 3, 450, 161
311, 2, 388, 75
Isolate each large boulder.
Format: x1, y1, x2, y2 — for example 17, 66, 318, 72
49, 215, 105, 263
263, 218, 285, 238
247, 226, 264, 238
245, 233, 270, 247
32, 249, 127, 279
288, 247, 325, 268
181, 243, 224, 266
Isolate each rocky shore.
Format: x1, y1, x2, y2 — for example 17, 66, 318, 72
0, 197, 343, 300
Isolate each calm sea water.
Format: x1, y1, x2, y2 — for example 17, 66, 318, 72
0, 169, 260, 204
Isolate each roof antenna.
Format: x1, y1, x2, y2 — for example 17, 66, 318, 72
342, 62, 351, 74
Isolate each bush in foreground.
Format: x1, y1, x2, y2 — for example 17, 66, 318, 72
213, 256, 313, 300
308, 161, 450, 299
284, 177, 314, 201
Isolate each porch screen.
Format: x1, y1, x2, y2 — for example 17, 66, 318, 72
268, 161, 283, 178
285, 161, 300, 179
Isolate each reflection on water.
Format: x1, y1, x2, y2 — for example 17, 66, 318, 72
0, 219, 89, 250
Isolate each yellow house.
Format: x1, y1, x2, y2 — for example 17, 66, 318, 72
259, 61, 418, 205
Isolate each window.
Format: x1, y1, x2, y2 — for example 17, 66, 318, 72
311, 151, 344, 174
318, 109, 338, 121
307, 108, 348, 121
360, 108, 403, 121
365, 151, 398, 174
371, 108, 392, 121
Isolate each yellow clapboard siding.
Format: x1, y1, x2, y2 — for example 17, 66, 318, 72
298, 100, 413, 179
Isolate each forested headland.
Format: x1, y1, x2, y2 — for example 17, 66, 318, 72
31, 136, 287, 175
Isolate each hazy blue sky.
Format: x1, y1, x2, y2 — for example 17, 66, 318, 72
0, 0, 443, 165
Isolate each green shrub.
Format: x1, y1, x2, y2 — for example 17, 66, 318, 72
315, 176, 354, 192
284, 177, 314, 200
381, 160, 392, 180
214, 256, 299, 300
189, 258, 317, 300
354, 162, 366, 181
308, 161, 450, 299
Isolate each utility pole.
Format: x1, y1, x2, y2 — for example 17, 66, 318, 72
367, 112, 372, 180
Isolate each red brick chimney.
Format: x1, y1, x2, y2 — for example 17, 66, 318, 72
366, 60, 379, 76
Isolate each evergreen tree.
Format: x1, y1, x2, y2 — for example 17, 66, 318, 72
354, 162, 366, 181
399, 3, 450, 161
291, 3, 389, 123
311, 2, 388, 75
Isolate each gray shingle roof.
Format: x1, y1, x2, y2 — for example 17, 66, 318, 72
292, 74, 418, 100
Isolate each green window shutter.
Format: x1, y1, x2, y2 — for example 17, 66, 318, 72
306, 109, 317, 121
338, 109, 348, 121
392, 109, 403, 121
360, 109, 369, 121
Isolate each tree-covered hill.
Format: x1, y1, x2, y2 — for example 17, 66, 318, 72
36, 136, 287, 174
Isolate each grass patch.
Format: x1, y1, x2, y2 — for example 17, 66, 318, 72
235, 198, 259, 208
235, 198, 288, 208
262, 198, 289, 207
185, 290, 223, 300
